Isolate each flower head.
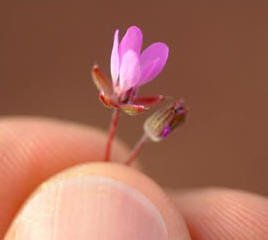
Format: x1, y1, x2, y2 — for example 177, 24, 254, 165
92, 26, 169, 115
144, 99, 187, 142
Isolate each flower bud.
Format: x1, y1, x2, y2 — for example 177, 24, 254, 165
144, 99, 187, 142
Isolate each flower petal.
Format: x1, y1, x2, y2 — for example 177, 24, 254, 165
119, 26, 143, 62
138, 42, 169, 86
119, 50, 141, 92
110, 29, 120, 86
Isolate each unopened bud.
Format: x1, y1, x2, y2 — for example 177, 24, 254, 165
144, 99, 187, 142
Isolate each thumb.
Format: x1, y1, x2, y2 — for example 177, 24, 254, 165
4, 162, 190, 240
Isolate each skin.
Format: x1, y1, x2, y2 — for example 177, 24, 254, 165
1, 117, 268, 239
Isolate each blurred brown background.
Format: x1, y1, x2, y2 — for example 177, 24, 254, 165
0, 1, 267, 195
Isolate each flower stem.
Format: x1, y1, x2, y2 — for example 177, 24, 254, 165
125, 133, 149, 166
104, 108, 120, 162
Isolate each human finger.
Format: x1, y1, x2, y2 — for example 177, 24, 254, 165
5, 162, 191, 240
172, 188, 268, 240
0, 117, 128, 237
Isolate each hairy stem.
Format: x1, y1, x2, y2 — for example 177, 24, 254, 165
104, 108, 120, 162
125, 133, 149, 165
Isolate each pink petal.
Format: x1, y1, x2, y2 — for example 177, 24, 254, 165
110, 29, 120, 86
119, 26, 143, 62
138, 42, 169, 86
119, 50, 141, 92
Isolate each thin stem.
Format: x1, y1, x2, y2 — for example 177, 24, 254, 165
125, 133, 149, 166
104, 108, 120, 162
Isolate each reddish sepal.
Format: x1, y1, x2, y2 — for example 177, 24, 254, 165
132, 95, 165, 108
99, 92, 117, 108
120, 104, 146, 115
92, 65, 113, 96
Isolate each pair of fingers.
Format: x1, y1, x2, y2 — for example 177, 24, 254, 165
1, 118, 268, 240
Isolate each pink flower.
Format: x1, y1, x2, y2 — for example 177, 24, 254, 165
92, 26, 169, 115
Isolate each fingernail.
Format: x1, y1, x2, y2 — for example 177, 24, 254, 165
8, 176, 168, 240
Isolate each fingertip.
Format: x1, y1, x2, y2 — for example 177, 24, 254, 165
5, 162, 191, 240
172, 188, 268, 240
0, 116, 130, 163
0, 117, 129, 237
